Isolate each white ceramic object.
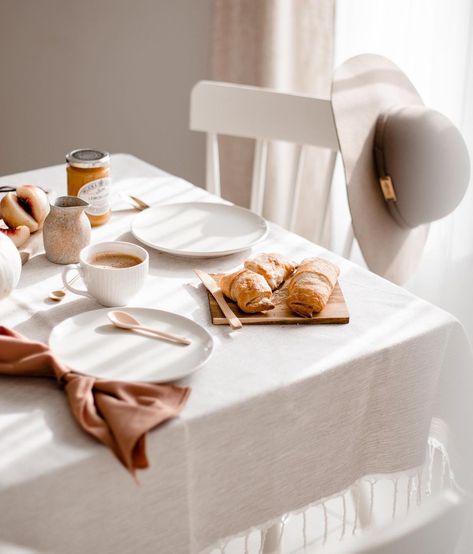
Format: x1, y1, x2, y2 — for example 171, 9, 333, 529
62, 241, 149, 307
49, 307, 214, 382
0, 233, 22, 300
131, 201, 268, 258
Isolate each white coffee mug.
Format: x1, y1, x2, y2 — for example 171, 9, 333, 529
62, 241, 149, 306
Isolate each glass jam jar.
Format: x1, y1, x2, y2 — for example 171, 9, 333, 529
66, 149, 111, 227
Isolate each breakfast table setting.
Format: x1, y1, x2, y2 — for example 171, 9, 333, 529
1, 152, 473, 554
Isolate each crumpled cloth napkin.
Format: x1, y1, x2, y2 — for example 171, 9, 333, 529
0, 326, 191, 476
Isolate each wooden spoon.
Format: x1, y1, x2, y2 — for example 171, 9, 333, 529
49, 289, 67, 301
118, 192, 150, 211
107, 310, 191, 346
49, 272, 80, 301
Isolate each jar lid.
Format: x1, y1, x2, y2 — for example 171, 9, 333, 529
66, 149, 110, 168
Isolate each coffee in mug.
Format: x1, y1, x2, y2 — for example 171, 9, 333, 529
89, 252, 143, 269
62, 241, 149, 306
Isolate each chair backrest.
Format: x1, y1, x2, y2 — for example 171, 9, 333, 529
190, 81, 340, 232
326, 489, 468, 554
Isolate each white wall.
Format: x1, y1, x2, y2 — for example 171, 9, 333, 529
0, 0, 211, 186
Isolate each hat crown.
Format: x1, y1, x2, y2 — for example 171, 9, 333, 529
377, 105, 470, 228
332, 53, 470, 284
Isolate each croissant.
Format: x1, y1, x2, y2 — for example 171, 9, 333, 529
244, 253, 297, 290
287, 257, 339, 317
220, 269, 275, 313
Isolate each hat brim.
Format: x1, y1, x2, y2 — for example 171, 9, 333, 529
331, 54, 429, 284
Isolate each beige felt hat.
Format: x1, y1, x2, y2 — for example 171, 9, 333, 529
331, 54, 470, 284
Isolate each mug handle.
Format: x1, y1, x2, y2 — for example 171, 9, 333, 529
62, 264, 92, 299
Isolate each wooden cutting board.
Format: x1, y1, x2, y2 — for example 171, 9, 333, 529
206, 275, 349, 325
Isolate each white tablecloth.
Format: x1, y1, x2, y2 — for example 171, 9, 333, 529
0, 154, 472, 554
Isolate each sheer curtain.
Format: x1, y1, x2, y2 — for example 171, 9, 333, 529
333, 0, 473, 339
211, 0, 335, 237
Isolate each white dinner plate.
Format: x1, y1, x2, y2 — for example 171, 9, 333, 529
49, 307, 214, 383
131, 201, 268, 257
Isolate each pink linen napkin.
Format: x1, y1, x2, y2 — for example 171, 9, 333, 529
0, 326, 191, 476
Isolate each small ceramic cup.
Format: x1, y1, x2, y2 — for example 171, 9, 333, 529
62, 241, 149, 306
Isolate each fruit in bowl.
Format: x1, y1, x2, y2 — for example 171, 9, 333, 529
0, 185, 49, 248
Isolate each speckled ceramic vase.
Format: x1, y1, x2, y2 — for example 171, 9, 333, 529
43, 196, 91, 264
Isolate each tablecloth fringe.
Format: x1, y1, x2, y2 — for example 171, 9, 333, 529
203, 437, 457, 554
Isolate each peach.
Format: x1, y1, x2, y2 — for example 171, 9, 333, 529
17, 185, 49, 228
1, 192, 39, 232
1, 185, 50, 232
0, 225, 30, 248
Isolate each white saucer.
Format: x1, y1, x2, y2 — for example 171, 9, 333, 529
49, 307, 214, 383
131, 201, 268, 257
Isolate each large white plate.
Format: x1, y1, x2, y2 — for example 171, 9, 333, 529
131, 201, 268, 257
49, 307, 214, 383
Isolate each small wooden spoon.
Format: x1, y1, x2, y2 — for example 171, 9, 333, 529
49, 289, 67, 301
49, 273, 80, 302
107, 310, 191, 346
118, 192, 150, 211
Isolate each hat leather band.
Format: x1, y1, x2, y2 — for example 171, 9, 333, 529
373, 111, 397, 202
373, 109, 414, 229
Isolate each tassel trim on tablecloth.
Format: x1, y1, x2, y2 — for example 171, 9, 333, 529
202, 436, 458, 554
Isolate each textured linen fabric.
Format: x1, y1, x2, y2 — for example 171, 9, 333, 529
0, 155, 471, 554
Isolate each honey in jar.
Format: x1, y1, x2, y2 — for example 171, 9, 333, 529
66, 149, 111, 226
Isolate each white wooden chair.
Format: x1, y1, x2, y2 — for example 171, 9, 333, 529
189, 81, 347, 248
325, 489, 468, 554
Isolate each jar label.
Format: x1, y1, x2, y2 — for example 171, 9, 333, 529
78, 178, 111, 216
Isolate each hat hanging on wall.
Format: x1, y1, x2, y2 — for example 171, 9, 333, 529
331, 54, 470, 285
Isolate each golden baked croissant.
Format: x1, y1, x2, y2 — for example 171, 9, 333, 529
244, 253, 297, 290
287, 257, 339, 317
220, 269, 275, 313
